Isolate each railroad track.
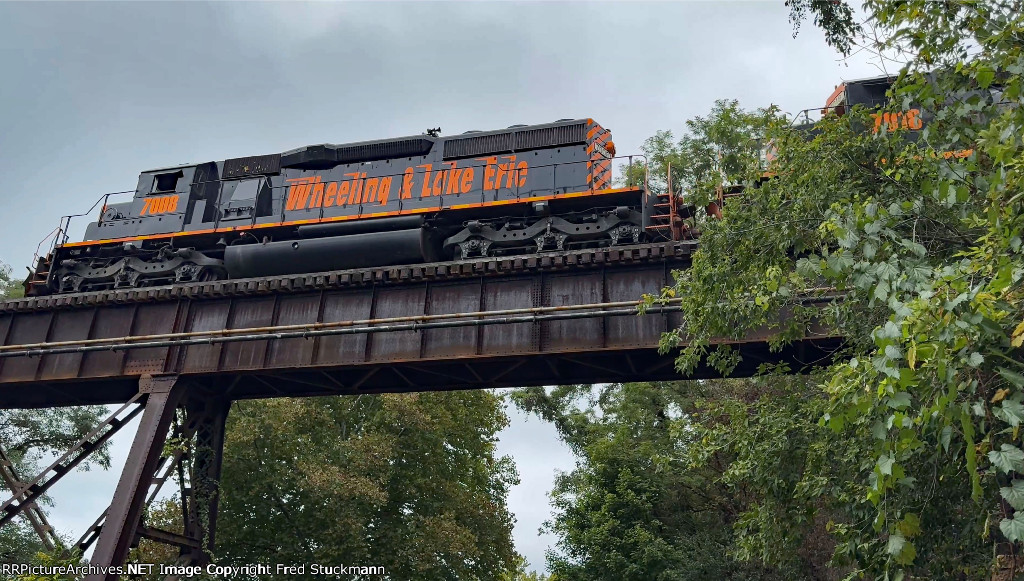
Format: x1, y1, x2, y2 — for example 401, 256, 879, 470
1, 241, 696, 313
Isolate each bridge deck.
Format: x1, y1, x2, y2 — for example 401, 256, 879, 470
0, 242, 840, 408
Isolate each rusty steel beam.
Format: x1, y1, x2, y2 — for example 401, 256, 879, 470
0, 445, 59, 551
88, 375, 183, 579
0, 305, 691, 361
72, 397, 229, 556
0, 304, 685, 359
66, 384, 233, 576
137, 526, 201, 550
180, 397, 230, 564
74, 508, 107, 554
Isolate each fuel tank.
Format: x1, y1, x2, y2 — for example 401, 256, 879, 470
224, 228, 441, 278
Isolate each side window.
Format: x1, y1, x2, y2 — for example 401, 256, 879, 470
152, 171, 183, 194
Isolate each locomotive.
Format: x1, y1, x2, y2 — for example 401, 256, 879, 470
27, 118, 657, 296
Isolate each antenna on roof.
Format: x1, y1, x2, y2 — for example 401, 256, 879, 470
424, 127, 441, 137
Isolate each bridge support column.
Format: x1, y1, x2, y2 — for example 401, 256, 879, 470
87, 375, 183, 580
180, 396, 230, 564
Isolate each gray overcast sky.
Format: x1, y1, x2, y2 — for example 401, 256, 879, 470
0, 0, 883, 574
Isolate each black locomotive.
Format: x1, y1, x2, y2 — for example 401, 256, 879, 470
27, 118, 659, 296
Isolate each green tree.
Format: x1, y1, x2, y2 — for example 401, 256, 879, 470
500, 556, 550, 581
213, 391, 520, 580
650, 0, 1024, 576
620, 100, 781, 203
0, 263, 24, 299
513, 381, 824, 581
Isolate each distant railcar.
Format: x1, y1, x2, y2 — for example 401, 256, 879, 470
804, 73, 996, 146
28, 119, 660, 295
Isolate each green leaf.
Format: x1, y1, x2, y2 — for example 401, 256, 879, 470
886, 530, 916, 564
876, 261, 899, 281
1000, 515, 1024, 543
897, 513, 921, 537
899, 240, 927, 258
878, 454, 895, 476
872, 420, 889, 440
939, 425, 952, 453
962, 410, 983, 501
886, 531, 906, 556
887, 392, 911, 409
988, 444, 1024, 474
863, 241, 877, 259
894, 538, 916, 566
874, 280, 891, 302
995, 400, 1024, 427
796, 257, 821, 277
1000, 480, 1024, 511
976, 64, 995, 88
998, 367, 1024, 388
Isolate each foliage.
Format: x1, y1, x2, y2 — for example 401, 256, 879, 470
513, 381, 827, 580
0, 262, 24, 299
785, 0, 859, 56
6, 550, 83, 581
500, 556, 551, 581
0, 524, 77, 580
0, 408, 113, 474
648, 0, 1024, 577
620, 101, 782, 208
215, 391, 520, 580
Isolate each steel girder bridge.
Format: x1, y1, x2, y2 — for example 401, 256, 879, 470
0, 241, 841, 579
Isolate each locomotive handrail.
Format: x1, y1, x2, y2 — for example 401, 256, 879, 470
791, 97, 1013, 127
30, 226, 61, 271
789, 104, 847, 126
30, 190, 135, 271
